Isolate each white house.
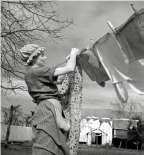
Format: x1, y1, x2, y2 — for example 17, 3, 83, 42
79, 117, 113, 146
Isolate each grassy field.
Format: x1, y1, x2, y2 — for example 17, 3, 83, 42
1, 143, 144, 155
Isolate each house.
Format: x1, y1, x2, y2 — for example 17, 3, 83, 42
79, 117, 113, 146
1, 124, 33, 142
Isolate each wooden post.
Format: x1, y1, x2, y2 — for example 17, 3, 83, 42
5, 105, 14, 147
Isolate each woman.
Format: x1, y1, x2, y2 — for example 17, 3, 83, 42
20, 44, 80, 155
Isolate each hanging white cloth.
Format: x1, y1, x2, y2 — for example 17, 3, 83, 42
94, 33, 144, 97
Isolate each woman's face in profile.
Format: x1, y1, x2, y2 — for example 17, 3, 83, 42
36, 52, 47, 66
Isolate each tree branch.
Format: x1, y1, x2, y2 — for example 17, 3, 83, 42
1, 84, 27, 91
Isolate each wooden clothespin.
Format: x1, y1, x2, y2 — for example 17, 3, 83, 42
107, 21, 116, 33
130, 3, 137, 14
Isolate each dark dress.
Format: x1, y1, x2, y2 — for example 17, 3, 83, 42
24, 66, 69, 155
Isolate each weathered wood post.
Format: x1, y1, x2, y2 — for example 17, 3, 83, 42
5, 105, 14, 147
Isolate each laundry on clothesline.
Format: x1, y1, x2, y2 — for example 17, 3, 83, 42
78, 48, 109, 87
114, 8, 144, 94
115, 8, 144, 63
90, 8, 144, 98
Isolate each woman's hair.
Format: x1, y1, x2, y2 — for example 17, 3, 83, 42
27, 53, 41, 66
20, 44, 45, 66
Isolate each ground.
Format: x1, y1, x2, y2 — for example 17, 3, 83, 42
1, 143, 144, 155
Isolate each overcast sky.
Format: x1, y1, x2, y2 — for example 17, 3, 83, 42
39, 1, 144, 65
1, 1, 144, 115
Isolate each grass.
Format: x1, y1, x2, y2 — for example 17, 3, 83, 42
1, 143, 144, 155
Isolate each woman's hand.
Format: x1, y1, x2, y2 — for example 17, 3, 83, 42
54, 48, 79, 76
70, 48, 80, 56
65, 54, 70, 62
66, 48, 80, 62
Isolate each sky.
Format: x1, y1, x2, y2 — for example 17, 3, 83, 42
39, 1, 144, 65
1, 1, 144, 116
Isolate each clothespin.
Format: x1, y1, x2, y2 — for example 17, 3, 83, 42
80, 39, 93, 54
86, 38, 95, 51
130, 3, 137, 14
107, 21, 116, 33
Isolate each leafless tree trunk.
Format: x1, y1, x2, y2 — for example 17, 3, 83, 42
5, 105, 14, 146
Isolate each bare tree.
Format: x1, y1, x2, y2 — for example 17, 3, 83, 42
2, 105, 33, 144
111, 100, 142, 119
2, 105, 24, 125
1, 0, 72, 92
